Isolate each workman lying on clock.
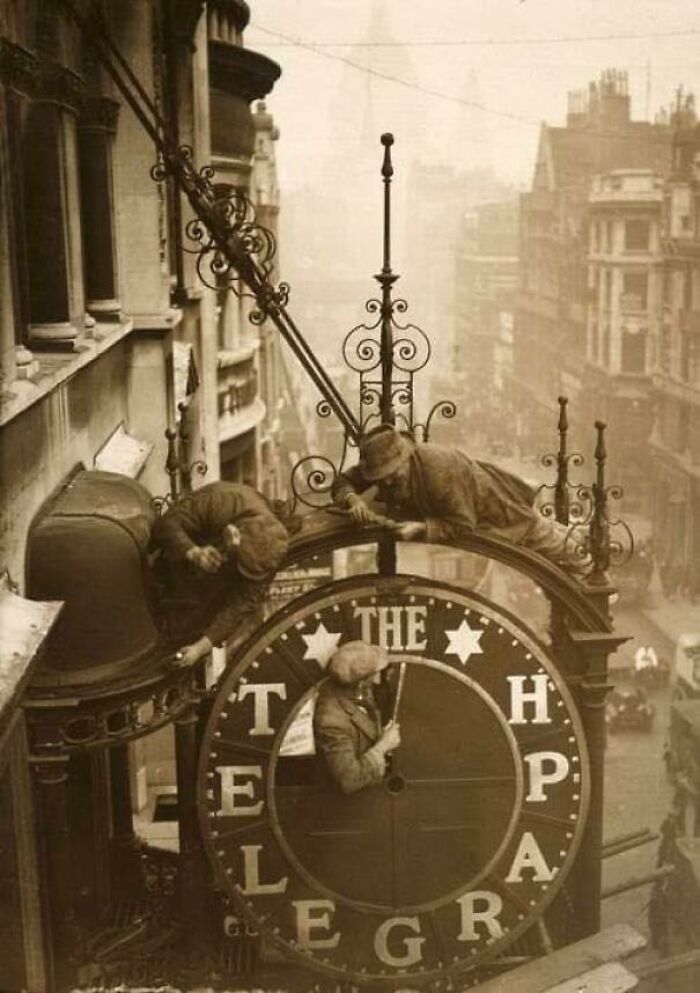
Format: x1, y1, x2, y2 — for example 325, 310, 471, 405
152, 482, 290, 667
331, 424, 590, 575
314, 641, 401, 795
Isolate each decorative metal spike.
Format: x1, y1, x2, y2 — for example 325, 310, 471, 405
554, 396, 570, 525
588, 420, 611, 583
375, 133, 398, 425
165, 426, 180, 502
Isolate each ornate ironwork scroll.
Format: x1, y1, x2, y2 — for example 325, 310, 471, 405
537, 396, 588, 526
290, 134, 456, 510
559, 420, 634, 582
152, 402, 208, 513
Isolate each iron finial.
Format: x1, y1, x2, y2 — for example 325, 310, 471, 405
554, 396, 570, 525
381, 132, 394, 179
589, 420, 611, 583
594, 420, 607, 466
557, 396, 568, 435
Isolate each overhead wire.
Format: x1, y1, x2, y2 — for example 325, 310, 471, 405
252, 26, 700, 48
249, 22, 695, 144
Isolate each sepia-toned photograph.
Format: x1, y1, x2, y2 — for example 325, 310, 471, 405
1, 1, 699, 991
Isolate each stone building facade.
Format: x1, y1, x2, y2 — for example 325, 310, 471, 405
650, 122, 700, 598
514, 70, 672, 458
0, 3, 286, 988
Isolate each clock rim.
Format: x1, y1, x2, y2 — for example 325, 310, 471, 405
197, 574, 592, 987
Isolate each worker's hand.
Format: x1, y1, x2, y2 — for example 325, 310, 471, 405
378, 721, 401, 754
186, 544, 225, 573
173, 636, 213, 668
345, 494, 376, 525
395, 521, 427, 542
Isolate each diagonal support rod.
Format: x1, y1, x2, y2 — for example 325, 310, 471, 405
59, 0, 361, 440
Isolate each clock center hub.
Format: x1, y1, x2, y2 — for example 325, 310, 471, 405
385, 772, 406, 794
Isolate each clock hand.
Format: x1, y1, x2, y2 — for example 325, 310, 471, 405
391, 661, 407, 724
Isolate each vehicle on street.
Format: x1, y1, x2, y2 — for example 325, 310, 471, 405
606, 686, 655, 733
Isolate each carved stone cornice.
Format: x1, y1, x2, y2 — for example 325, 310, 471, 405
0, 38, 85, 111
78, 95, 120, 133
39, 59, 85, 111
208, 40, 281, 102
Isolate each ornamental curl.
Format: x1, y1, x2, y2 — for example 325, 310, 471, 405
419, 400, 457, 442
291, 455, 339, 510
392, 384, 412, 408
343, 327, 382, 373
392, 326, 431, 373
360, 384, 382, 408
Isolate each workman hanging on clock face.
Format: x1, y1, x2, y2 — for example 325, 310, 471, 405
152, 482, 290, 667
332, 424, 589, 574
314, 641, 401, 795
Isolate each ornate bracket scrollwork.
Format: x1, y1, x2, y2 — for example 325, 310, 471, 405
290, 433, 355, 511
414, 400, 457, 443
537, 397, 587, 525
152, 401, 208, 513
559, 421, 634, 582
342, 298, 432, 433
150, 146, 290, 326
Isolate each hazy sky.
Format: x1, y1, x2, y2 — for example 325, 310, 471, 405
247, 0, 700, 190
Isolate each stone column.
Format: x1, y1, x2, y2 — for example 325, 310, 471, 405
109, 744, 143, 899
78, 96, 122, 321
174, 703, 207, 941
23, 100, 82, 349
67, 751, 112, 924
31, 752, 77, 990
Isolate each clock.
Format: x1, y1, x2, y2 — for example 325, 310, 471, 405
198, 576, 589, 988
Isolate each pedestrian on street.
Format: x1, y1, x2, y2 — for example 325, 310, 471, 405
314, 641, 401, 795
332, 424, 589, 574
152, 482, 290, 667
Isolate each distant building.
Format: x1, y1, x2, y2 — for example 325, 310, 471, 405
584, 168, 665, 517
515, 70, 673, 458
207, 2, 283, 493
452, 201, 519, 452
650, 116, 700, 598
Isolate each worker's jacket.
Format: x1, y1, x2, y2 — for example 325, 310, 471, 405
333, 442, 537, 544
313, 681, 386, 795
151, 482, 275, 646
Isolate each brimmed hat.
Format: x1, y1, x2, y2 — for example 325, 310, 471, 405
359, 424, 413, 482
328, 641, 388, 685
237, 514, 289, 581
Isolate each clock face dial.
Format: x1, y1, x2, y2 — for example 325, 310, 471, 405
198, 577, 589, 986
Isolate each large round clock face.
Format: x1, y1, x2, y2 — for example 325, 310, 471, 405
198, 576, 589, 987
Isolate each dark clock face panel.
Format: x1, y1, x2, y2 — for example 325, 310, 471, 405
198, 577, 589, 986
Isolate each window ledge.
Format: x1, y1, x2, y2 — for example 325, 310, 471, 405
0, 318, 133, 429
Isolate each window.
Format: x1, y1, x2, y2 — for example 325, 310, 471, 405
604, 269, 613, 308
625, 220, 650, 251
621, 328, 647, 374
662, 270, 671, 305
622, 272, 648, 310
605, 221, 613, 252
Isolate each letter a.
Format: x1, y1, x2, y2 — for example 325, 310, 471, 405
506, 832, 556, 883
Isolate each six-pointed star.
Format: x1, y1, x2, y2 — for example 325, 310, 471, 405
301, 621, 342, 667
444, 616, 484, 665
